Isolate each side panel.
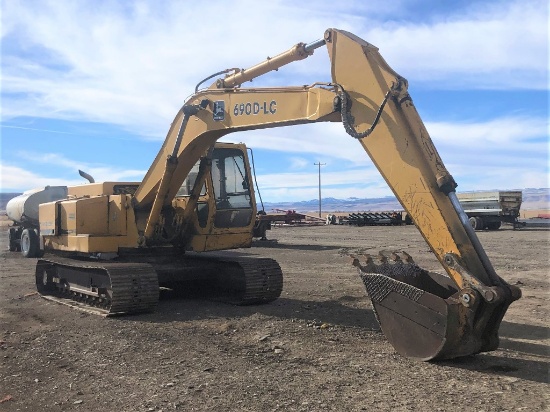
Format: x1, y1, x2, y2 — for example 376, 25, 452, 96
41, 195, 140, 253
60, 200, 78, 235
75, 197, 109, 235
39, 202, 58, 236
108, 195, 128, 236
50, 197, 110, 249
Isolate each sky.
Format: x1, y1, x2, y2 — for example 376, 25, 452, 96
1, 0, 548, 203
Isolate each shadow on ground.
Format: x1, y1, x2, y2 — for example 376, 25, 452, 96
122, 294, 549, 384
440, 353, 549, 384
124, 294, 379, 331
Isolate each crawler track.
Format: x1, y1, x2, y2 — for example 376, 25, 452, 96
208, 255, 284, 305
34, 253, 283, 315
35, 257, 159, 316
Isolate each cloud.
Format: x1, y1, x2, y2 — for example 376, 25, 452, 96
188, 112, 549, 200
1, 1, 547, 199
428, 116, 548, 168
2, 0, 346, 135
286, 157, 310, 171
1, 165, 85, 191
224, 123, 368, 165
2, 0, 547, 140
2, 111, 546, 198
256, 168, 383, 190
364, 0, 548, 89
226, 115, 548, 167
449, 164, 550, 192
259, 185, 393, 205
429, 116, 548, 146
255, 167, 394, 204
1, 151, 146, 191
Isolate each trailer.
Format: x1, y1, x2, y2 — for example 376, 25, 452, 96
457, 190, 523, 230
253, 209, 325, 240
336, 211, 408, 226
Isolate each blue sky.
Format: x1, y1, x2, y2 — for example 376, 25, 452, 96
1, 0, 548, 202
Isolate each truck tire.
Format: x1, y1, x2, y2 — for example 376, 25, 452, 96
21, 229, 39, 258
487, 221, 501, 230
8, 228, 18, 252
468, 216, 484, 230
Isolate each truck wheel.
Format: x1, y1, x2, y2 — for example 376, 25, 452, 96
8, 228, 18, 252
475, 217, 485, 230
21, 229, 39, 258
468, 217, 484, 230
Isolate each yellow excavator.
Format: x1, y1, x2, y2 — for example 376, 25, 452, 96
33, 29, 520, 361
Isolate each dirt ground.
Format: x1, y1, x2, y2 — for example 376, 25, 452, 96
1, 223, 548, 411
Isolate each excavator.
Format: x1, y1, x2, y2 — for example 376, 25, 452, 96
32, 29, 521, 361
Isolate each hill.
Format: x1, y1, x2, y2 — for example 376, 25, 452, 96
263, 188, 550, 213
0, 193, 21, 212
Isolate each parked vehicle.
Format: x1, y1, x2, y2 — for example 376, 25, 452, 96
457, 191, 523, 230
6, 186, 68, 257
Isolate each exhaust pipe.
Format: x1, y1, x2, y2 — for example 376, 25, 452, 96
78, 170, 95, 183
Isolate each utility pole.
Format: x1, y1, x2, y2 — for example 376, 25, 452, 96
314, 162, 325, 218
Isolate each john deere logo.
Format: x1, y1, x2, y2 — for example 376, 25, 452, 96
213, 101, 225, 121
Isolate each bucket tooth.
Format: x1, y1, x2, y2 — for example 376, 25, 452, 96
377, 252, 388, 264
402, 251, 414, 264
390, 252, 401, 262
350, 254, 375, 272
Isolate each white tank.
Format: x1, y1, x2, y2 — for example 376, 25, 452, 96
6, 186, 68, 226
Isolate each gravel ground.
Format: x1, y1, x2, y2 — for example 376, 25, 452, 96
1, 224, 548, 411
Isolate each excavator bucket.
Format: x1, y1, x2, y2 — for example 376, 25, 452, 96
352, 253, 517, 361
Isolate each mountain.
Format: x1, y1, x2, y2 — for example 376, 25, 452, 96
0, 193, 21, 212
521, 188, 550, 209
2, 188, 548, 214
263, 188, 550, 213
263, 196, 401, 213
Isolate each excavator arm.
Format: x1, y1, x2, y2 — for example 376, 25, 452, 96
131, 28, 520, 360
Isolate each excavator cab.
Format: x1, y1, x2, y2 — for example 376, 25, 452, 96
171, 143, 258, 252
210, 147, 255, 228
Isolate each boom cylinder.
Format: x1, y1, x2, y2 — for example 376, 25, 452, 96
215, 39, 325, 89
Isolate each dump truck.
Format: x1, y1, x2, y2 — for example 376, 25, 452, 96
458, 190, 523, 230
18, 28, 520, 361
